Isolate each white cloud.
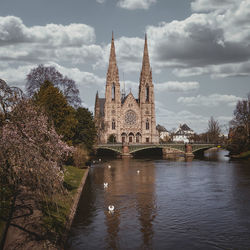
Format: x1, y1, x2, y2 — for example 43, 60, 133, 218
0, 16, 96, 46
173, 60, 250, 78
117, 0, 156, 10
155, 81, 199, 92
155, 100, 233, 133
147, 12, 250, 67
177, 94, 242, 107
155, 101, 208, 132
0, 16, 104, 66
0, 65, 33, 89
145, 0, 250, 77
0, 61, 106, 110
95, 36, 144, 72
191, 0, 237, 12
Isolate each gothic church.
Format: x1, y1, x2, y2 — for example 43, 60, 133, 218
94, 33, 158, 144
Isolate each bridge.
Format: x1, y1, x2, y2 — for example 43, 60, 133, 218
96, 143, 216, 158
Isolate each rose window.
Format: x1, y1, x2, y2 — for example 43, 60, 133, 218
125, 110, 136, 125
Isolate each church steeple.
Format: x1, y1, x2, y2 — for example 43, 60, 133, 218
107, 31, 119, 81
140, 34, 151, 82
139, 34, 153, 103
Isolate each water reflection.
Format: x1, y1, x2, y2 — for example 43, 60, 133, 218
67, 150, 250, 250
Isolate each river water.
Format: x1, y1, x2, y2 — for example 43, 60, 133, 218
66, 150, 250, 250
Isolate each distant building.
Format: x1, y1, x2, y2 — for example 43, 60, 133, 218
173, 124, 194, 143
156, 124, 169, 141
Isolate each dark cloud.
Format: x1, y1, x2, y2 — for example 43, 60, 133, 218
148, 13, 250, 69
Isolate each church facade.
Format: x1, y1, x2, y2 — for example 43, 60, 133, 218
94, 33, 158, 144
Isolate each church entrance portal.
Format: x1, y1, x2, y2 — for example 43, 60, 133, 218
129, 132, 134, 143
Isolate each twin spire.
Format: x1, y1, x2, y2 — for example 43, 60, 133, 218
107, 32, 151, 81
141, 34, 151, 77
107, 31, 118, 77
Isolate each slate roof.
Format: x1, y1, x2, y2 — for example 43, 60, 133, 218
174, 124, 193, 135
180, 124, 192, 131
156, 124, 168, 132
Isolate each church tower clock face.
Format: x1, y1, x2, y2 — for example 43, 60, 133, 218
125, 110, 136, 125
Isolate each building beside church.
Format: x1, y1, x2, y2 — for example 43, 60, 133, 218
156, 124, 170, 142
172, 124, 194, 143
94, 33, 158, 144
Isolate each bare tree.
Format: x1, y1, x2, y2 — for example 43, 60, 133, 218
0, 79, 24, 120
207, 116, 221, 143
230, 93, 250, 143
26, 65, 81, 107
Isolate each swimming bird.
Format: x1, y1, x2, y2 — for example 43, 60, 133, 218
108, 205, 114, 212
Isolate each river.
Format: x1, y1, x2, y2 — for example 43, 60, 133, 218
66, 150, 250, 250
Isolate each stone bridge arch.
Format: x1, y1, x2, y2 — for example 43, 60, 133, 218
96, 143, 216, 159
192, 145, 217, 154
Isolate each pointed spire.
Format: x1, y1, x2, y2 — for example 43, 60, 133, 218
94, 91, 100, 118
95, 91, 100, 110
107, 31, 118, 76
95, 91, 99, 103
141, 33, 151, 76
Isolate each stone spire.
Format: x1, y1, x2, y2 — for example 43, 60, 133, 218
94, 91, 100, 119
140, 34, 151, 81
107, 32, 119, 81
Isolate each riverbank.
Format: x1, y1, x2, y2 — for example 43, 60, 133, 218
2, 165, 89, 249
230, 150, 250, 159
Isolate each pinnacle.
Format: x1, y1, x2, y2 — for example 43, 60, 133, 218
107, 32, 118, 76
95, 91, 100, 106
141, 33, 151, 78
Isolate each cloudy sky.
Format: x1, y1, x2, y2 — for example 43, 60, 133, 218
1, 0, 249, 133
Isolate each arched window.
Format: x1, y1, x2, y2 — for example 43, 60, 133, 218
121, 132, 127, 143
112, 83, 115, 101
146, 119, 149, 130
136, 132, 141, 143
129, 132, 134, 143
112, 119, 116, 130
145, 85, 149, 102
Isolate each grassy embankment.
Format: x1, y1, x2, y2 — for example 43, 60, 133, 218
41, 165, 86, 242
230, 150, 250, 159
0, 165, 86, 246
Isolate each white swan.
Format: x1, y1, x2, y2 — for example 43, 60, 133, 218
104, 182, 108, 188
108, 165, 111, 169
108, 205, 114, 212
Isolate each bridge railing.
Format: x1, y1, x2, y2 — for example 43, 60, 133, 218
96, 143, 216, 154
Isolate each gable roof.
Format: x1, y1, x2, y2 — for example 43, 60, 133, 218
156, 124, 168, 132
121, 92, 139, 105
180, 124, 192, 131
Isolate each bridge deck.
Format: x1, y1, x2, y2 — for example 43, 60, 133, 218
96, 143, 216, 154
